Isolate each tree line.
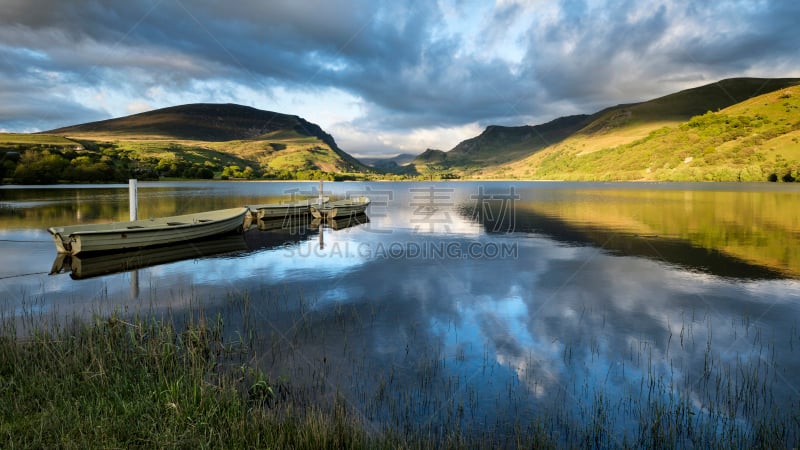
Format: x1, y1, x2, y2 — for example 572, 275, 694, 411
0, 145, 357, 184
0, 145, 216, 184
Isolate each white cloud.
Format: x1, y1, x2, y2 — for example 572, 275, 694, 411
0, 0, 799, 154
336, 122, 484, 158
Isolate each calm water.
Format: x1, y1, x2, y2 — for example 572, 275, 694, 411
1, 181, 799, 444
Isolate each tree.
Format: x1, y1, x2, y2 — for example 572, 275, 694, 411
13, 150, 69, 184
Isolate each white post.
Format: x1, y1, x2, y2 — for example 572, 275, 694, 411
129, 179, 138, 221
318, 179, 323, 204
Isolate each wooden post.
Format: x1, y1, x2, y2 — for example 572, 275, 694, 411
319, 220, 324, 250
129, 179, 140, 297
131, 270, 139, 299
129, 179, 138, 221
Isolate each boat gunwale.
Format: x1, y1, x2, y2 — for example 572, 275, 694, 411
309, 197, 370, 219
312, 196, 370, 212
249, 197, 330, 212
47, 207, 249, 237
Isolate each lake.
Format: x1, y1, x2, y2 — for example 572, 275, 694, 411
1, 181, 799, 446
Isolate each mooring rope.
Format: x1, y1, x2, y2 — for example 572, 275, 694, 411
0, 271, 50, 280
0, 239, 47, 243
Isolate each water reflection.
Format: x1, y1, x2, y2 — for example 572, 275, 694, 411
2, 182, 800, 444
211, 227, 800, 443
457, 183, 800, 279
49, 235, 250, 280
312, 213, 370, 231
461, 201, 790, 280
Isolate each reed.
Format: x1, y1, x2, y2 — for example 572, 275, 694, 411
0, 309, 382, 449
2, 288, 798, 449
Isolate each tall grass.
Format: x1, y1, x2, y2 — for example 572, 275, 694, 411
2, 289, 798, 448
0, 310, 379, 449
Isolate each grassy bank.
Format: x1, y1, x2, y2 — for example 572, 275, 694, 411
2, 302, 797, 448
0, 312, 379, 449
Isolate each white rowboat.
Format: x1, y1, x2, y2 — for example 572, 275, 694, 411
248, 197, 329, 220
50, 234, 249, 279
48, 207, 249, 255
309, 196, 370, 219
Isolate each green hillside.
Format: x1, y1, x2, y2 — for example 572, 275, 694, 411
1, 104, 370, 184
414, 77, 800, 180
578, 77, 800, 134
4, 79, 800, 184
492, 82, 800, 181
410, 114, 592, 176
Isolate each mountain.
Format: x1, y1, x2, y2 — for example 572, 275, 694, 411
8, 78, 800, 183
360, 153, 417, 169
544, 86, 796, 180
50, 103, 323, 142
411, 115, 593, 173
421, 78, 800, 180
44, 103, 367, 174
447, 115, 593, 162
493, 78, 800, 181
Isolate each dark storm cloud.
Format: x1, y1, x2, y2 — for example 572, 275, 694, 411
523, 1, 800, 110
523, 0, 672, 105
0, 90, 106, 131
673, 2, 800, 68
1, 0, 799, 150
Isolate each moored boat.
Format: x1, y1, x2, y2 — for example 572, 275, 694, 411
248, 197, 329, 220
47, 207, 250, 255
310, 213, 370, 231
329, 213, 370, 230
50, 234, 249, 279
310, 196, 370, 219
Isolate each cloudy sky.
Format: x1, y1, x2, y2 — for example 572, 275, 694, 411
1, 1, 799, 157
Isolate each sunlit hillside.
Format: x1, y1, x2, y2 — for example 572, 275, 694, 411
485, 80, 800, 181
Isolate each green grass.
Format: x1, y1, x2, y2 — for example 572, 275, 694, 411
206, 137, 349, 172
492, 84, 800, 181
417, 78, 800, 180
113, 140, 252, 168
0, 133, 80, 146
0, 311, 380, 449
0, 103, 371, 182
2, 288, 797, 448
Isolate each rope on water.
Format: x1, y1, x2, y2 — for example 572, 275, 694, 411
0, 239, 48, 243
0, 271, 50, 280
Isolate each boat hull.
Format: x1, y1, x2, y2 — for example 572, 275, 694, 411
250, 197, 329, 220
52, 234, 249, 279
257, 204, 309, 220
48, 207, 249, 255
310, 197, 370, 219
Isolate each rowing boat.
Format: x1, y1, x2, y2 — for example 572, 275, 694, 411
310, 213, 370, 231
47, 207, 249, 255
248, 197, 329, 220
50, 234, 248, 279
309, 196, 370, 219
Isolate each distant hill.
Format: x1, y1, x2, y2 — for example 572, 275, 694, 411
49, 103, 328, 143
361, 153, 417, 169
421, 77, 800, 180
7, 78, 800, 184
578, 77, 800, 135
488, 79, 800, 181
411, 115, 592, 173
447, 115, 592, 161
43, 103, 368, 175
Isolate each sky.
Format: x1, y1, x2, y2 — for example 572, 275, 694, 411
1, 0, 799, 158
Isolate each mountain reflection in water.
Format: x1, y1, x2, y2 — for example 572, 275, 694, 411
3, 182, 799, 445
